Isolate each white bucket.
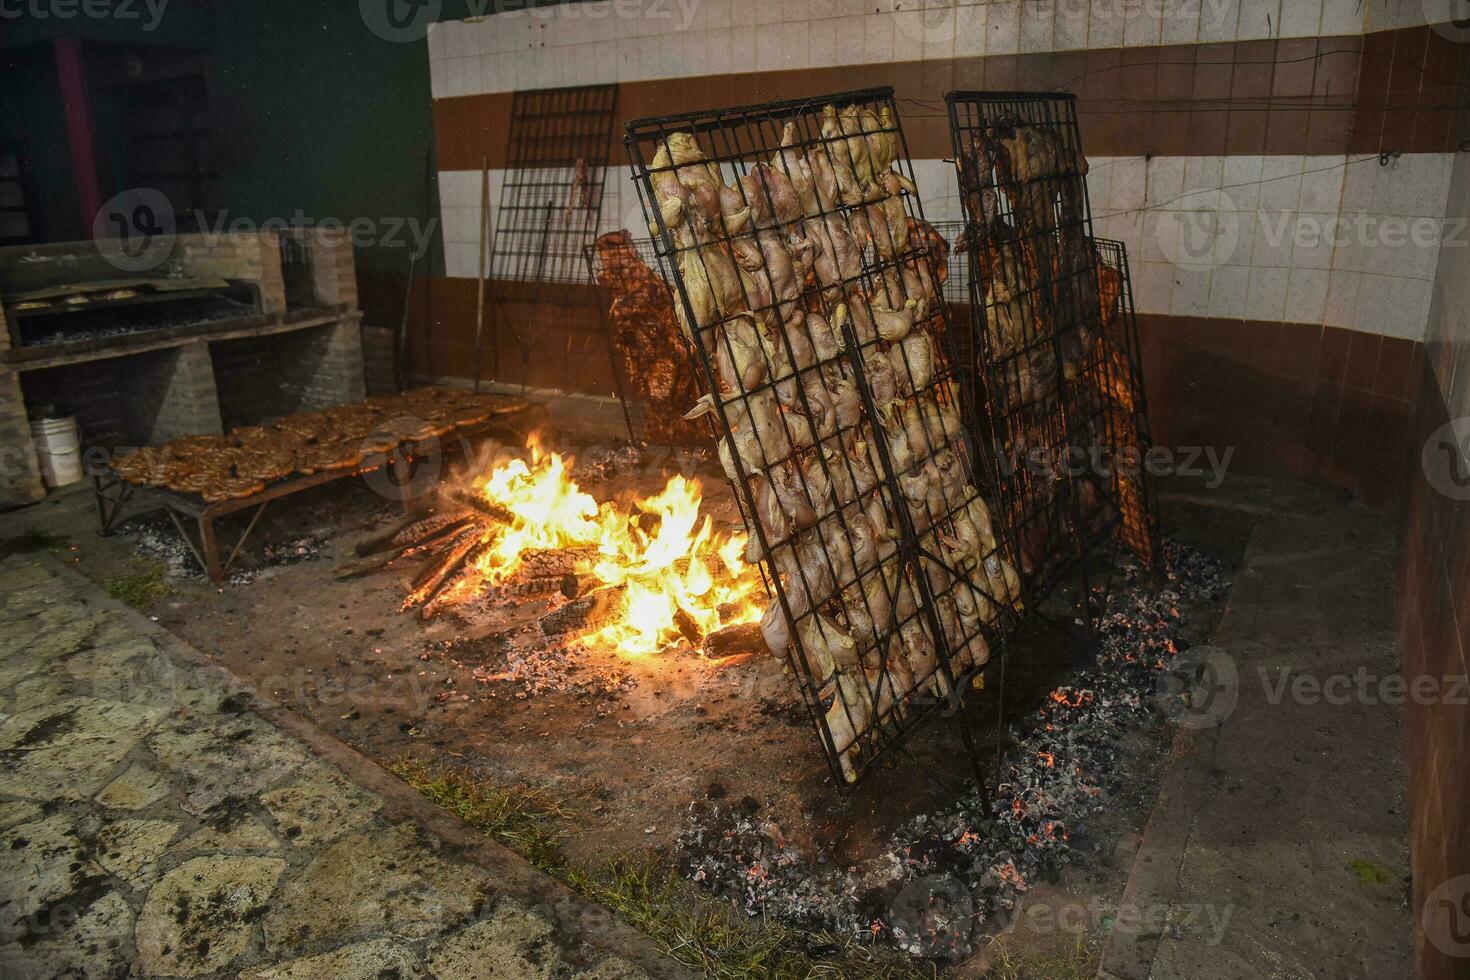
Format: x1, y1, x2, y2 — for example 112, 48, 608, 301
31, 415, 83, 488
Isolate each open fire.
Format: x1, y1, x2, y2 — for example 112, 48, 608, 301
390, 437, 764, 657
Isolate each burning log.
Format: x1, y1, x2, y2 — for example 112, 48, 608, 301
436, 485, 516, 526
701, 621, 766, 659
516, 546, 599, 580
337, 516, 478, 580
538, 585, 627, 637
404, 526, 485, 609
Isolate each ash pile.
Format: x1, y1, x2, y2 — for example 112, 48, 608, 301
116, 515, 327, 585
676, 542, 1230, 961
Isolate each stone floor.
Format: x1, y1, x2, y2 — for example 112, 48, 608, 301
1099, 480, 1412, 979
0, 554, 689, 980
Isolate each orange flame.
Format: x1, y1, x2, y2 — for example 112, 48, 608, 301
468, 438, 763, 657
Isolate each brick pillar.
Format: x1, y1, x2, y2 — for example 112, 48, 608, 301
0, 296, 45, 505
131, 341, 223, 444
286, 317, 366, 410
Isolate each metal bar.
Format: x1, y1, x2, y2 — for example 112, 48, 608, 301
221, 499, 270, 574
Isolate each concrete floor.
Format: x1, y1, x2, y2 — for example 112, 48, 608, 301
1101, 479, 1412, 979
0, 554, 689, 979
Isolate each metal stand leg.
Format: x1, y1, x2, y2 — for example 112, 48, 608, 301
954, 704, 992, 812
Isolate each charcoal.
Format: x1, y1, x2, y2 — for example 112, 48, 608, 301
672, 539, 1232, 960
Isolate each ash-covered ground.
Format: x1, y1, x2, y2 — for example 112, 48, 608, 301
674, 542, 1230, 962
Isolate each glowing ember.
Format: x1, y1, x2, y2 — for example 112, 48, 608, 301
466, 438, 763, 656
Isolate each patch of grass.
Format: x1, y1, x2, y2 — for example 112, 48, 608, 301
102, 562, 172, 609
388, 758, 931, 980
984, 929, 1100, 980
1347, 859, 1396, 888
0, 528, 70, 559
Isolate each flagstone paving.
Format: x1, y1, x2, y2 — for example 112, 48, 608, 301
0, 555, 687, 979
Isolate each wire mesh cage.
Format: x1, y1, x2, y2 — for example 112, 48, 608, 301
486, 84, 620, 385
625, 87, 1027, 787
491, 84, 619, 285
946, 91, 1128, 601
583, 233, 710, 446
1091, 238, 1160, 566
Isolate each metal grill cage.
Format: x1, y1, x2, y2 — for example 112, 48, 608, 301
946, 91, 1128, 600
491, 84, 619, 286
626, 87, 1027, 787
1091, 238, 1161, 566
583, 233, 709, 446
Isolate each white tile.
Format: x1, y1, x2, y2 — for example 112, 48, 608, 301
1054, 0, 1087, 50
1221, 208, 1255, 267
1111, 158, 1147, 212
705, 0, 733, 30
1019, 0, 1054, 52
1260, 155, 1305, 210
1221, 155, 1263, 210
429, 56, 447, 98
1285, 267, 1329, 323
1297, 158, 1346, 212
923, 18, 956, 62
1085, 164, 1112, 212
1251, 209, 1295, 266
1385, 276, 1434, 340
1401, 219, 1446, 279
1236, 0, 1278, 39
1246, 266, 1289, 320
955, 3, 986, 56
1134, 261, 1176, 313
808, 20, 837, 67
809, 0, 836, 20
1087, 0, 1124, 48
1322, 269, 1360, 326
757, 0, 782, 25
1338, 156, 1379, 213
864, 13, 894, 62
1122, 0, 1161, 47
1172, 267, 1213, 316
1318, 0, 1363, 34
1145, 157, 1185, 209
1183, 155, 1224, 193
443, 19, 466, 59
833, 17, 864, 61
784, 0, 811, 24
1353, 272, 1395, 333
987, 0, 1020, 54
1197, 0, 1240, 42
783, 20, 813, 66
1207, 265, 1250, 318
1161, 0, 1202, 45
894, 10, 926, 60
1292, 212, 1338, 269
1276, 0, 1321, 35
427, 22, 447, 61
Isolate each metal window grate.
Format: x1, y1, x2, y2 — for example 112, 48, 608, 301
626, 87, 1027, 789
491, 84, 619, 286
946, 91, 1148, 603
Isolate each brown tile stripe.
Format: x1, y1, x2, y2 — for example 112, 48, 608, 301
433, 26, 1468, 170
1135, 312, 1419, 510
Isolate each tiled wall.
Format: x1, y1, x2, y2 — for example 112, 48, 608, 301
1400, 139, 1470, 980
418, 5, 1467, 511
